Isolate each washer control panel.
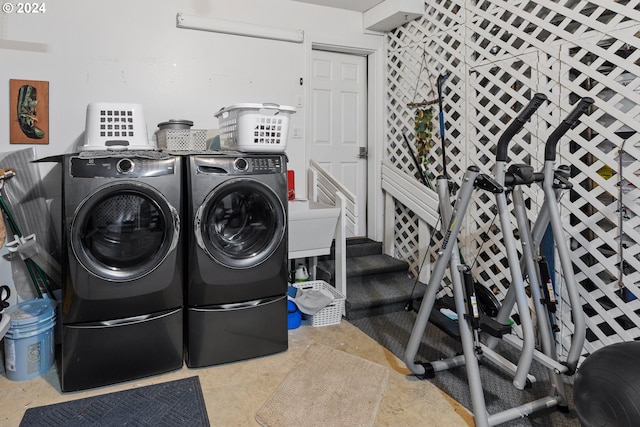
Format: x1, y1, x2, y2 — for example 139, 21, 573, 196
70, 156, 176, 178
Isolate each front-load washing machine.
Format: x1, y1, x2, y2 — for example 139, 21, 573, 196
185, 152, 288, 368
60, 153, 183, 391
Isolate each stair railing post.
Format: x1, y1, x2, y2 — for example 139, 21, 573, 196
335, 191, 347, 304
308, 167, 318, 202
383, 191, 395, 257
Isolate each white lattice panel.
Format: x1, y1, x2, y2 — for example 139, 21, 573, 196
386, 0, 640, 358
466, 54, 548, 298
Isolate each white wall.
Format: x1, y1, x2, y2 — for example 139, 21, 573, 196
0, 0, 384, 198
0, 0, 385, 296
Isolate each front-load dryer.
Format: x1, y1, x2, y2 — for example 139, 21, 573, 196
60, 153, 183, 391
185, 153, 288, 368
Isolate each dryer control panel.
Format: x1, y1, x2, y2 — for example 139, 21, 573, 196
234, 156, 283, 173
69, 156, 176, 178
195, 154, 284, 175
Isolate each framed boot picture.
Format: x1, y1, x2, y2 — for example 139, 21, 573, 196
9, 79, 49, 144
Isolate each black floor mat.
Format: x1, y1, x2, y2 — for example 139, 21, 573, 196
20, 376, 209, 427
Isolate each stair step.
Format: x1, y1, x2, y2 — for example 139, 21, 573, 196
343, 271, 427, 320
312, 238, 422, 320
320, 238, 383, 260
319, 254, 409, 279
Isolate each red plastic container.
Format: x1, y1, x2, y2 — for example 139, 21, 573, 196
287, 170, 295, 200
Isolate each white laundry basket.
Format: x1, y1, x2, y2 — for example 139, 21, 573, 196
292, 281, 345, 327
83, 102, 155, 151
215, 103, 295, 153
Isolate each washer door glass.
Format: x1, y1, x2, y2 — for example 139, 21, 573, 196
71, 182, 179, 281
196, 178, 285, 269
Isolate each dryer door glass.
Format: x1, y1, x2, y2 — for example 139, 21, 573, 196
71, 182, 179, 281
197, 179, 285, 269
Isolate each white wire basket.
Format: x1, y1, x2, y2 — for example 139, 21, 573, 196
215, 103, 295, 153
292, 280, 345, 327
156, 129, 207, 151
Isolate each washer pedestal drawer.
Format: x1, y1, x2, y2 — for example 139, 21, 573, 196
60, 307, 183, 392
186, 295, 287, 368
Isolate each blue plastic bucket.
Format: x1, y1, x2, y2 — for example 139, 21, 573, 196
287, 300, 301, 330
3, 299, 56, 381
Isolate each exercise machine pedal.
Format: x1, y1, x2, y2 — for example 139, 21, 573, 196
428, 296, 510, 339
479, 317, 511, 339
428, 300, 461, 338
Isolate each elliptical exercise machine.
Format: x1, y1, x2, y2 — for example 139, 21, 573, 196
488, 97, 594, 374
404, 95, 592, 426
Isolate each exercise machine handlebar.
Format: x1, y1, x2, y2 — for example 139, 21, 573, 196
496, 93, 548, 162
503, 166, 572, 188
545, 97, 594, 161
542, 99, 595, 372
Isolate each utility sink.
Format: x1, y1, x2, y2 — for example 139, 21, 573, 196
288, 200, 340, 258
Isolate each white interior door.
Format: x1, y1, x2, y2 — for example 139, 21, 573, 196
309, 49, 368, 237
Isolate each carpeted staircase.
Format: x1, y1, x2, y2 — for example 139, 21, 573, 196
317, 238, 427, 320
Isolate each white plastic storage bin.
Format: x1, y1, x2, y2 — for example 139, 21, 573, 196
215, 103, 295, 153
83, 102, 154, 151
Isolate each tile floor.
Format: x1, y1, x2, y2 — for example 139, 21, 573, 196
0, 320, 472, 426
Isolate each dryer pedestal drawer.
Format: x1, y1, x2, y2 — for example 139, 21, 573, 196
60, 308, 183, 392
186, 295, 287, 368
